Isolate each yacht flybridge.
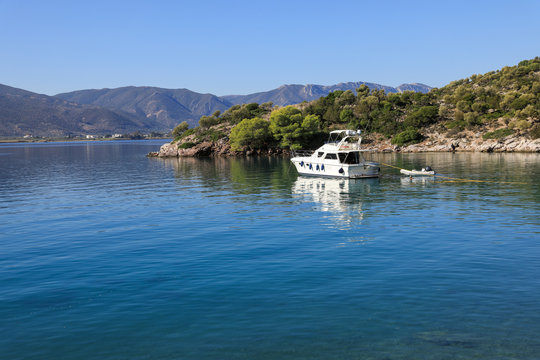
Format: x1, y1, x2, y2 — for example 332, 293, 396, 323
290, 130, 380, 178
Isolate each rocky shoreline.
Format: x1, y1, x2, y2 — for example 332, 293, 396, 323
149, 138, 292, 158
149, 133, 540, 158
362, 132, 540, 153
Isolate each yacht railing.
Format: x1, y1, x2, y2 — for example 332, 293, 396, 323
291, 149, 315, 157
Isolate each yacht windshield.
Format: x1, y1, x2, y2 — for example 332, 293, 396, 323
327, 132, 345, 143
327, 131, 361, 145
338, 151, 363, 164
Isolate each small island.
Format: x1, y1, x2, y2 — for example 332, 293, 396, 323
152, 58, 540, 157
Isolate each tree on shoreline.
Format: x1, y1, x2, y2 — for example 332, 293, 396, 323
171, 121, 189, 137
230, 117, 272, 151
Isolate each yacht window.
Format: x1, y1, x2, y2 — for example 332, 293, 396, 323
340, 151, 362, 164
324, 153, 337, 160
318, 152, 325, 157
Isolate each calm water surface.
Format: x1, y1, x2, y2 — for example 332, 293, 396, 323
1, 140, 539, 359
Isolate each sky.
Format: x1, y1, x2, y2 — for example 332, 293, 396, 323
1, 0, 539, 96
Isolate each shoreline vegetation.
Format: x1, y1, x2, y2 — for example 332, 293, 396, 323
151, 58, 540, 157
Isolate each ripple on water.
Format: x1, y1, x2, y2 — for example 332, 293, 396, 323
0, 143, 539, 359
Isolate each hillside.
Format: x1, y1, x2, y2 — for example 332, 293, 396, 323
55, 82, 431, 130
56, 87, 233, 130
0, 84, 144, 137
0, 80, 432, 138
156, 58, 540, 156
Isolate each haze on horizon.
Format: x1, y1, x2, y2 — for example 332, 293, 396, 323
1, 0, 539, 97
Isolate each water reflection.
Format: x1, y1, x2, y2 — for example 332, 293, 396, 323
292, 176, 378, 229
374, 152, 540, 183
374, 152, 540, 205
155, 153, 540, 221
162, 156, 297, 198
160, 156, 383, 229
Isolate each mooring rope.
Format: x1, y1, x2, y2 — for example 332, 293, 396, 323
379, 162, 528, 185
379, 162, 411, 172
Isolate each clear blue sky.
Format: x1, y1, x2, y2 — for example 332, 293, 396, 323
1, 0, 539, 96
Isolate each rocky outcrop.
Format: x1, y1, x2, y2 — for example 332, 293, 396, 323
153, 138, 291, 157
152, 133, 539, 157
398, 134, 540, 153
359, 131, 540, 153
156, 140, 224, 157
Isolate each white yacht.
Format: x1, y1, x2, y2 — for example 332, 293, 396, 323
290, 130, 380, 178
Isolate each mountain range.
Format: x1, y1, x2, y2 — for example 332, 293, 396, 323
221, 82, 431, 106
0, 82, 431, 137
0, 84, 146, 137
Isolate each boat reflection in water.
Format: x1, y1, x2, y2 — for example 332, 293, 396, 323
292, 176, 378, 231
399, 175, 436, 186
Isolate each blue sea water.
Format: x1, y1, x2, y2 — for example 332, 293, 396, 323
1, 140, 539, 359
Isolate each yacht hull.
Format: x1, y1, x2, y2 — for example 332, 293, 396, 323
291, 158, 379, 178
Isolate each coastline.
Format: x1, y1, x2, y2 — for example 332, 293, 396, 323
150, 134, 540, 158
1, 137, 171, 144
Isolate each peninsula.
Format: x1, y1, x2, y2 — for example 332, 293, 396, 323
153, 58, 540, 157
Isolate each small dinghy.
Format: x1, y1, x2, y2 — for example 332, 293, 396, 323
400, 166, 435, 176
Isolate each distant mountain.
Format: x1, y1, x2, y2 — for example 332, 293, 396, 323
0, 84, 145, 137
395, 83, 432, 93
56, 87, 234, 130
55, 82, 432, 129
0, 81, 432, 137
221, 82, 432, 106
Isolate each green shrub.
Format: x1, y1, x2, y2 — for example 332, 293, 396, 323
454, 109, 464, 122
269, 106, 303, 148
220, 103, 272, 124
230, 117, 272, 151
530, 124, 540, 139
512, 119, 531, 130
391, 128, 423, 146
339, 108, 354, 123
482, 128, 514, 140
403, 105, 439, 128
198, 115, 220, 128
446, 119, 466, 130
171, 121, 189, 137
179, 128, 196, 139
510, 96, 529, 110
196, 129, 226, 142
456, 100, 471, 112
480, 111, 503, 122
178, 142, 196, 149
520, 104, 538, 119
268, 106, 324, 149
471, 101, 489, 113
464, 111, 481, 126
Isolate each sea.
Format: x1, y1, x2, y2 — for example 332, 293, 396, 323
1, 139, 539, 360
